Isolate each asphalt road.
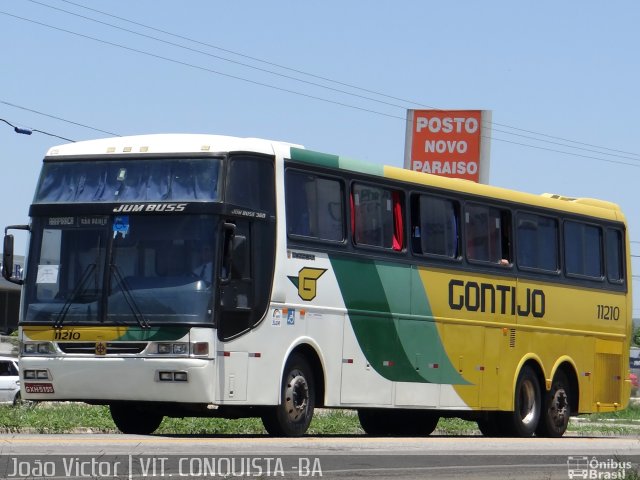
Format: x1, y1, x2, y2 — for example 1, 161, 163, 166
1, 434, 639, 479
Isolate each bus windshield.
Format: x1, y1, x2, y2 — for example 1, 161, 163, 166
34, 158, 222, 203
23, 214, 217, 326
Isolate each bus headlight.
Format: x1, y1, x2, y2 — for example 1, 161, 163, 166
153, 342, 208, 357
172, 344, 188, 355
23, 342, 54, 355
156, 343, 189, 356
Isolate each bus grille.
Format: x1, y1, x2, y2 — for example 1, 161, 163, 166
57, 342, 148, 355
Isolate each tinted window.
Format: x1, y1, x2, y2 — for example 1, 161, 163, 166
352, 184, 403, 250
606, 228, 624, 282
226, 156, 275, 214
564, 221, 602, 278
0, 361, 17, 376
35, 158, 221, 203
465, 204, 511, 264
412, 195, 459, 258
516, 213, 558, 271
285, 170, 344, 241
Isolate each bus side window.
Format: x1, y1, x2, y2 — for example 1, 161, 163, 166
226, 155, 275, 215
412, 194, 459, 258
606, 228, 624, 283
516, 213, 558, 272
285, 170, 344, 241
564, 221, 603, 278
465, 204, 512, 265
352, 183, 403, 250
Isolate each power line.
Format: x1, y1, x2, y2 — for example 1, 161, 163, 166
0, 117, 75, 142
1, 100, 120, 137
26, 0, 407, 112
490, 136, 640, 169
36, 0, 640, 162
0, 11, 408, 122
4, 10, 640, 171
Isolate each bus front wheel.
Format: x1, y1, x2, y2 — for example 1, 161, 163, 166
262, 354, 315, 437
110, 403, 163, 435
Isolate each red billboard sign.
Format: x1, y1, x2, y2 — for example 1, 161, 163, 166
404, 110, 491, 183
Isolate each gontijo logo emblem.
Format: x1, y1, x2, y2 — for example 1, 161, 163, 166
288, 267, 327, 301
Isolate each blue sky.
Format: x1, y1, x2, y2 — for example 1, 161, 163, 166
2, 1, 639, 316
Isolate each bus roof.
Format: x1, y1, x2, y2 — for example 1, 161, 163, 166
45, 134, 302, 159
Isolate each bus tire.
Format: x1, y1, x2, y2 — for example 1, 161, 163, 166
404, 411, 439, 436
536, 371, 570, 437
358, 409, 438, 436
357, 409, 389, 435
110, 403, 163, 435
262, 354, 315, 437
505, 365, 541, 437
477, 413, 507, 437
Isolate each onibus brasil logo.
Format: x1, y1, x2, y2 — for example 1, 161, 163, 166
567, 456, 634, 479
288, 267, 327, 301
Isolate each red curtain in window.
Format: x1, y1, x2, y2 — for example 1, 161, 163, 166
392, 191, 403, 251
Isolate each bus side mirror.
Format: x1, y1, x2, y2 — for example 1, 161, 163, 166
2, 234, 14, 280
3, 225, 29, 285
2, 234, 22, 285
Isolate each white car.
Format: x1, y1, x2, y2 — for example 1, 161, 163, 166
0, 356, 20, 405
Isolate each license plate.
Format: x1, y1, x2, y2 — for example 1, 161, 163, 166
25, 383, 55, 394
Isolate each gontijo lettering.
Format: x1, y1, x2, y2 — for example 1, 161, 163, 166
448, 279, 545, 318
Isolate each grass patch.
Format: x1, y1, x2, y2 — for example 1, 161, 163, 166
0, 403, 115, 434
0, 402, 637, 435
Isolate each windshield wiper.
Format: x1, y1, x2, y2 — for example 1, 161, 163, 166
110, 265, 150, 329
54, 263, 96, 329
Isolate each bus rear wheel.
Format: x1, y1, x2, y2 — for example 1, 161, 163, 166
504, 365, 541, 437
262, 354, 315, 437
536, 371, 570, 437
110, 403, 163, 435
358, 409, 439, 436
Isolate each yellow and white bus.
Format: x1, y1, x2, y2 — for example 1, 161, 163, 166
3, 134, 632, 437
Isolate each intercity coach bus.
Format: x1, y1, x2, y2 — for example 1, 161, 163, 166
3, 134, 633, 437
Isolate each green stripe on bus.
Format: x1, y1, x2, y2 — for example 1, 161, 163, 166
337, 157, 384, 177
399, 268, 468, 385
290, 148, 384, 177
290, 148, 340, 169
330, 256, 468, 385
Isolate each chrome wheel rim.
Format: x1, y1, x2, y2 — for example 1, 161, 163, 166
549, 388, 568, 427
284, 369, 309, 423
518, 379, 537, 426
